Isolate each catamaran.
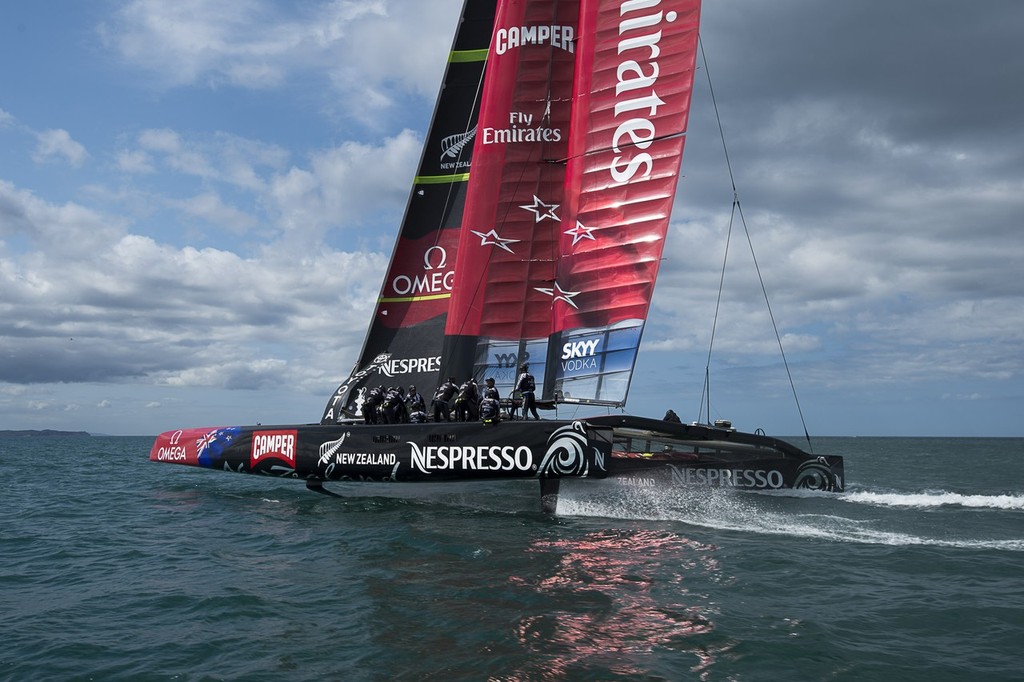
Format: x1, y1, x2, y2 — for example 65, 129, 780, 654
150, 0, 845, 512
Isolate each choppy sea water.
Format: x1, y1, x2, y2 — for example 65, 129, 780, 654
1, 435, 1022, 681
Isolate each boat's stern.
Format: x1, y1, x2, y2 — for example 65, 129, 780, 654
796, 454, 845, 492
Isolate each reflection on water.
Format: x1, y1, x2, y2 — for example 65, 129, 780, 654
505, 528, 733, 679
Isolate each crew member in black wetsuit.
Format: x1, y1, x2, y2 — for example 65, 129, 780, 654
362, 385, 384, 424
432, 377, 458, 422
454, 378, 479, 422
480, 377, 500, 424
515, 364, 539, 420
406, 385, 427, 423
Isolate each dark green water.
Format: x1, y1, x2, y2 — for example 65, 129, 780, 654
1, 436, 1021, 680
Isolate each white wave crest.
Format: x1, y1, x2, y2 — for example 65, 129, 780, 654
841, 491, 1024, 510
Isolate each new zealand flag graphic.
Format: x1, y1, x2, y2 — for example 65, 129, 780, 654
196, 427, 242, 468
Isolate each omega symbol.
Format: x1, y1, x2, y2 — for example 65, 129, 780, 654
424, 246, 447, 270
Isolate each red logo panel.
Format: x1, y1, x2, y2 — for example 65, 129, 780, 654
250, 430, 298, 467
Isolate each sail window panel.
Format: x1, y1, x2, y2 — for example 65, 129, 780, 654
559, 322, 641, 346
559, 374, 599, 401
559, 369, 631, 405
601, 349, 639, 376
473, 337, 549, 394
559, 349, 636, 382
604, 324, 644, 351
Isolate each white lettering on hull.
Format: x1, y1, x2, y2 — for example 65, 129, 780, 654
409, 443, 534, 474
156, 447, 187, 462
668, 466, 785, 488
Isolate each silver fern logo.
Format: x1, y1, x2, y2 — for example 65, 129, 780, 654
318, 432, 350, 467
440, 126, 477, 161
538, 421, 603, 477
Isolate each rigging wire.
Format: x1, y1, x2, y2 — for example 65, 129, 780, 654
697, 36, 814, 451
699, 200, 735, 424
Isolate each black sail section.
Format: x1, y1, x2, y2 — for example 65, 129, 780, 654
321, 0, 496, 424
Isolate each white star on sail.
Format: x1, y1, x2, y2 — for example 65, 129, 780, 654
520, 195, 560, 222
564, 220, 597, 246
470, 229, 520, 253
535, 282, 581, 309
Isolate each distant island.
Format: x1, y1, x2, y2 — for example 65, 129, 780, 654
0, 430, 92, 438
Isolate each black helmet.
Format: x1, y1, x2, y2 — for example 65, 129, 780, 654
519, 363, 528, 371
485, 377, 495, 384
408, 385, 416, 392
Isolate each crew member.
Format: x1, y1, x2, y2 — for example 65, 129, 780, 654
482, 377, 500, 401
406, 385, 427, 423
453, 377, 480, 422
480, 377, 500, 424
432, 377, 458, 422
515, 364, 539, 420
381, 386, 405, 424
362, 385, 384, 424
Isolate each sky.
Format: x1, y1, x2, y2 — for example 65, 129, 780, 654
1, 0, 1022, 437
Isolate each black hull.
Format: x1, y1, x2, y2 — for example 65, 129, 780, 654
150, 415, 843, 511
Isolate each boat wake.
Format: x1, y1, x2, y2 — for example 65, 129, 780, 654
554, 480, 1024, 552
838, 489, 1024, 511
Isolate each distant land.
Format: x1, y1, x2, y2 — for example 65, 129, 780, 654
0, 430, 92, 438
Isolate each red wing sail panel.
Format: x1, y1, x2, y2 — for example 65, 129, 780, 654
442, 0, 582, 393
444, 0, 701, 406
549, 0, 702, 405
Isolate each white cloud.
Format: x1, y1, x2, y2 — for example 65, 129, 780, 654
98, 0, 385, 89
97, 0, 463, 116
0, 181, 389, 395
138, 128, 182, 153
116, 149, 155, 174
268, 129, 421, 241
174, 191, 257, 234
33, 129, 89, 167
127, 129, 289, 191
0, 180, 125, 254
